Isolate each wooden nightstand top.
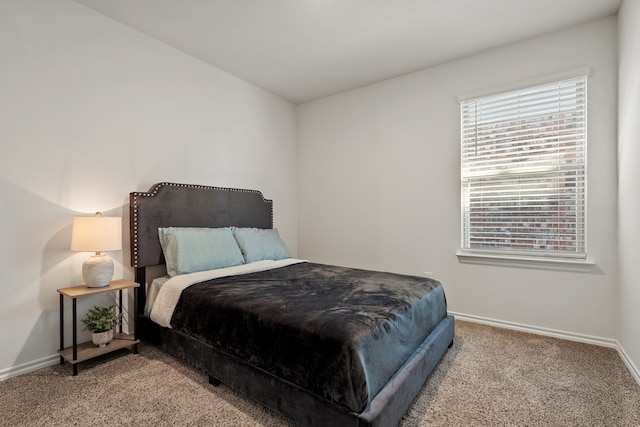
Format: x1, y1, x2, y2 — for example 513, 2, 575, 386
57, 279, 139, 298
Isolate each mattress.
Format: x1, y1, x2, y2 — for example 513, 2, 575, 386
159, 262, 447, 412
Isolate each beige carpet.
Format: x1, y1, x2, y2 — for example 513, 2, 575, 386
1, 320, 639, 426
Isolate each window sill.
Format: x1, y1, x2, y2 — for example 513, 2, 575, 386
456, 252, 596, 272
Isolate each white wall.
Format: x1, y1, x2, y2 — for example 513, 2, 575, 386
298, 18, 619, 341
617, 0, 640, 380
0, 0, 297, 376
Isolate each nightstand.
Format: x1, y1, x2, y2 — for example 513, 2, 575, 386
58, 279, 140, 375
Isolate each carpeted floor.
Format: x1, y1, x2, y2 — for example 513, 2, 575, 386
1, 320, 639, 426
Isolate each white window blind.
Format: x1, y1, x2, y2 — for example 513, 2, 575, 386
460, 76, 586, 259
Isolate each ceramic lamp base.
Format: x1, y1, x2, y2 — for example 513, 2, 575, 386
82, 254, 114, 287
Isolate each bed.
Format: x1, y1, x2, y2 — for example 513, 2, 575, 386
130, 182, 454, 427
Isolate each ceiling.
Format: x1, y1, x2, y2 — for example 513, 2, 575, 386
73, 0, 621, 104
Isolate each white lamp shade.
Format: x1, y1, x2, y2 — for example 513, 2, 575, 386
71, 214, 121, 287
71, 216, 122, 252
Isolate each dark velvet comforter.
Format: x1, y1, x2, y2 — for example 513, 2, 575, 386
170, 262, 447, 413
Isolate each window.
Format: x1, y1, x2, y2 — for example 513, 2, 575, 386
460, 76, 587, 260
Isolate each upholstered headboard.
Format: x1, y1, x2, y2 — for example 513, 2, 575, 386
130, 182, 273, 270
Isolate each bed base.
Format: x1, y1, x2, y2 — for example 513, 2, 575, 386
139, 312, 454, 427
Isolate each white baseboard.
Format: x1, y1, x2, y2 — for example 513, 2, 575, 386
450, 311, 618, 347
616, 342, 640, 386
450, 311, 640, 387
0, 354, 59, 381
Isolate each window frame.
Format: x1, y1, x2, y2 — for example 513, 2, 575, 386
458, 74, 588, 264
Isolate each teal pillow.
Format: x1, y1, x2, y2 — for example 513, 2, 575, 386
158, 227, 245, 277
232, 227, 291, 263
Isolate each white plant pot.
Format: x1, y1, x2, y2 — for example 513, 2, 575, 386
92, 330, 114, 347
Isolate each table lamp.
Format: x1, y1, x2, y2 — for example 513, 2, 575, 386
71, 212, 122, 287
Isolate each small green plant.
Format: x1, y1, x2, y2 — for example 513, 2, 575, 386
81, 305, 122, 333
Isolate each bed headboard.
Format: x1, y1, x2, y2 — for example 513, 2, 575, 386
130, 182, 273, 270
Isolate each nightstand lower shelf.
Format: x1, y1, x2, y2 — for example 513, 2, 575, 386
58, 333, 140, 364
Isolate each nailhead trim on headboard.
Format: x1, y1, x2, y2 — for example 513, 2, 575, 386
130, 182, 273, 268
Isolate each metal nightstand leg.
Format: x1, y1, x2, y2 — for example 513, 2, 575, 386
72, 297, 77, 376
59, 294, 64, 365
133, 286, 139, 354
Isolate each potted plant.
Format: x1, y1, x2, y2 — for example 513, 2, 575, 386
81, 305, 122, 347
